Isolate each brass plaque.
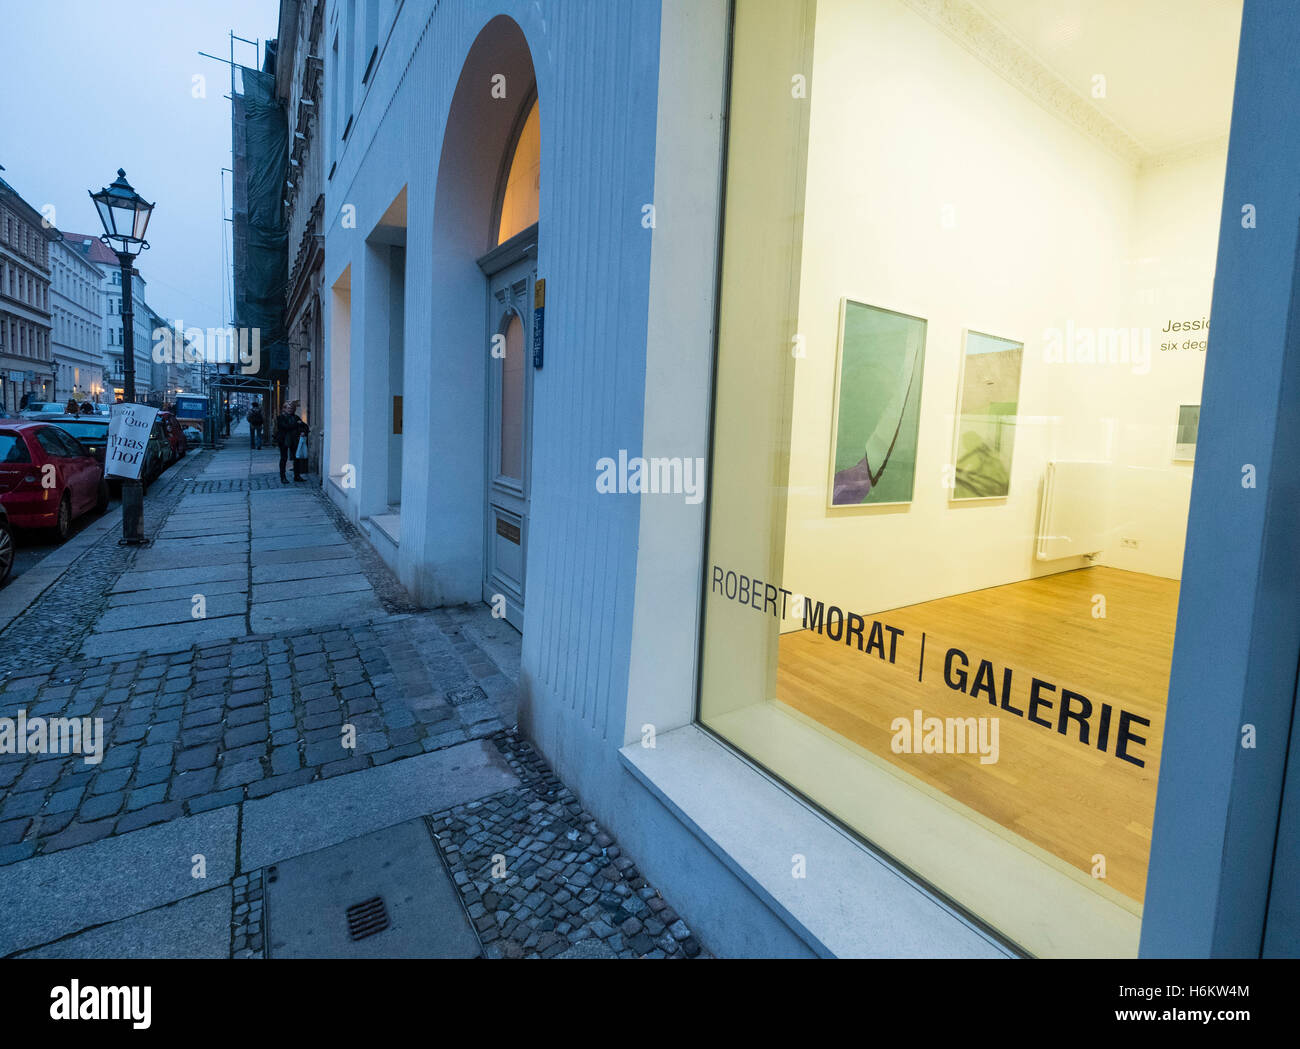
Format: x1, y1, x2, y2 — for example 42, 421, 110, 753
496, 517, 521, 545
534, 278, 546, 310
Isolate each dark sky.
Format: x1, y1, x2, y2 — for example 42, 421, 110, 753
0, 0, 279, 327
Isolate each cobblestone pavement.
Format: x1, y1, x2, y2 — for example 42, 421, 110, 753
0, 448, 214, 678
0, 436, 706, 959
0, 614, 514, 866
230, 732, 708, 960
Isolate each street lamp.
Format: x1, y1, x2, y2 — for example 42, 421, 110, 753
89, 169, 154, 545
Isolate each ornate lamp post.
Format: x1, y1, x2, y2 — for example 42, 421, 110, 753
89, 169, 154, 544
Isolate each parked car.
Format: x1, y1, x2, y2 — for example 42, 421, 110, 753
144, 419, 170, 485
0, 501, 12, 588
182, 425, 203, 446
19, 402, 66, 418
158, 411, 187, 461
0, 422, 109, 540
42, 416, 110, 466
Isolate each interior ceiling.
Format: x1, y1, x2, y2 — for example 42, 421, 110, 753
970, 0, 1243, 158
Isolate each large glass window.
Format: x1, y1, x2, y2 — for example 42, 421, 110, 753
698, 0, 1241, 957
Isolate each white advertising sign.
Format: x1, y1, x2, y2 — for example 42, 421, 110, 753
105, 403, 159, 480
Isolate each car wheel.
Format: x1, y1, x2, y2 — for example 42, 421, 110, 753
0, 519, 13, 587
54, 493, 72, 542
96, 479, 110, 512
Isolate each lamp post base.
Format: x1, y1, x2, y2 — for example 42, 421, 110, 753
119, 479, 149, 546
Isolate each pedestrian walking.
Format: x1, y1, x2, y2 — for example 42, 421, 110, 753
275, 400, 306, 484
247, 400, 265, 450
223, 407, 232, 437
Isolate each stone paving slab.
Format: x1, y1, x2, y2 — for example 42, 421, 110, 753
107, 578, 249, 608
251, 544, 353, 566
264, 819, 480, 958
96, 593, 248, 631
239, 740, 518, 871
79, 614, 249, 657
129, 545, 248, 572
0, 806, 237, 956
251, 529, 345, 553
18, 887, 233, 959
111, 563, 246, 593
252, 558, 364, 584
250, 590, 387, 633
148, 531, 250, 547
252, 575, 372, 604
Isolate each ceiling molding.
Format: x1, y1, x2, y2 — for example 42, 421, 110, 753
898, 0, 1146, 166
1140, 134, 1231, 174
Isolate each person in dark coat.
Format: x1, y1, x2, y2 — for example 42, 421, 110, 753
275, 401, 307, 484
247, 400, 265, 450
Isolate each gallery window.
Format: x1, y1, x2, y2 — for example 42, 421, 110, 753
698, 0, 1241, 957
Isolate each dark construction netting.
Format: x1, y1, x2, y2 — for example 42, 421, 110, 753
234, 65, 289, 377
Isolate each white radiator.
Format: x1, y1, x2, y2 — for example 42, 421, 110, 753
1036, 461, 1111, 561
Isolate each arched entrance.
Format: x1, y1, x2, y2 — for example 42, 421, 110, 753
478, 94, 539, 630
427, 16, 539, 631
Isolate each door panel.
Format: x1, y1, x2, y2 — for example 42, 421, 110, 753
482, 246, 536, 631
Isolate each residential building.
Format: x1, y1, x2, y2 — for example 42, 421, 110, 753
49, 231, 106, 403
276, 0, 327, 473
0, 174, 57, 411
62, 232, 153, 401
315, 0, 1300, 959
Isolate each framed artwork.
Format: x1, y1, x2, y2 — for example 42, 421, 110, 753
950, 329, 1024, 500
1174, 404, 1200, 461
828, 299, 928, 507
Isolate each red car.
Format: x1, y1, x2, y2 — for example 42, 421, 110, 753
0, 422, 109, 540
158, 411, 187, 462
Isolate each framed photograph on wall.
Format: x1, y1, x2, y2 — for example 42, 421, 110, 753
1174, 404, 1200, 461
827, 299, 928, 507
950, 329, 1024, 501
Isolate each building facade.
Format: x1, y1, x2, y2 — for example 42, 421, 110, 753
0, 175, 56, 411
61, 233, 154, 401
277, 0, 327, 472
49, 232, 106, 403
315, 0, 1300, 958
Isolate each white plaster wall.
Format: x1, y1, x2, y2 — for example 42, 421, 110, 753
780, 0, 1223, 619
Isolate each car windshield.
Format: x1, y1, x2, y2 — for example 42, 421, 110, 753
55, 422, 109, 439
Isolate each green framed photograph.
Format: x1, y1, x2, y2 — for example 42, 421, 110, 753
950, 329, 1024, 501
828, 299, 928, 507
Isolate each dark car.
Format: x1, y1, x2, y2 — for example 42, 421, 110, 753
0, 501, 13, 587
40, 416, 110, 464
0, 422, 109, 540
143, 419, 170, 485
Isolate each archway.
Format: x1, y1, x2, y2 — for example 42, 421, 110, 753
423, 15, 540, 630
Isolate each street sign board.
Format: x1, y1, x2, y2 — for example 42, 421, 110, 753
105, 403, 159, 480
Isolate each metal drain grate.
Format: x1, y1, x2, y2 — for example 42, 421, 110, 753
346, 897, 391, 941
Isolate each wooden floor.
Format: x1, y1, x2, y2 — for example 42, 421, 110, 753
776, 566, 1177, 903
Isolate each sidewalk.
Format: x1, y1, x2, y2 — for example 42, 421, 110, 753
0, 428, 705, 959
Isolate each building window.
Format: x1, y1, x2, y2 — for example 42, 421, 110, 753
496, 97, 541, 246
697, 0, 1241, 958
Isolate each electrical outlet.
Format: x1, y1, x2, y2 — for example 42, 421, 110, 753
1120, 537, 1139, 550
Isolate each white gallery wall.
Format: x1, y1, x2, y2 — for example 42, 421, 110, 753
781, 0, 1224, 621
